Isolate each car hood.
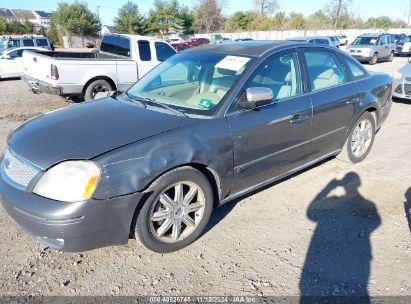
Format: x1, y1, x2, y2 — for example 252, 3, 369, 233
398, 62, 411, 75
7, 97, 193, 169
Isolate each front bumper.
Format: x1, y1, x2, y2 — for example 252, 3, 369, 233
393, 77, 411, 100
0, 174, 144, 252
22, 75, 62, 96
350, 54, 373, 61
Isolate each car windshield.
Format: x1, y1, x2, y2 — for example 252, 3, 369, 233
126, 52, 252, 116
352, 37, 378, 45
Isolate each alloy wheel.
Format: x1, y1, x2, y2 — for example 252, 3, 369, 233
149, 182, 206, 243
351, 119, 373, 158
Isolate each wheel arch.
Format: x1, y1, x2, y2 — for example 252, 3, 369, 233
128, 162, 222, 238
341, 104, 378, 148
141, 162, 222, 208
82, 76, 117, 95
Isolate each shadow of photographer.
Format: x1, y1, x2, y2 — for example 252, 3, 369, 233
300, 172, 381, 303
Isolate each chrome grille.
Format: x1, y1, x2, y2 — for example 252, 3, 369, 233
1, 149, 39, 189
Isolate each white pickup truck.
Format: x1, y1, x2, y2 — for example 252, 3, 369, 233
22, 34, 176, 100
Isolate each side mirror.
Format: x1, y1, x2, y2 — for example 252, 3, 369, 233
4, 54, 11, 59
238, 87, 274, 109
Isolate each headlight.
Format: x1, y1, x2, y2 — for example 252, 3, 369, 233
393, 72, 403, 80
33, 161, 101, 202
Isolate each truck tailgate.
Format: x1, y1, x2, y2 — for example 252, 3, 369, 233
23, 51, 54, 84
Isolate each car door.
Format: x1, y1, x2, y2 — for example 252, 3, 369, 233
378, 35, 389, 58
0, 49, 23, 78
302, 48, 360, 156
226, 50, 313, 193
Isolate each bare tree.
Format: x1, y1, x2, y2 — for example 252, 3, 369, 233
325, 0, 352, 28
193, 0, 224, 33
253, 0, 279, 17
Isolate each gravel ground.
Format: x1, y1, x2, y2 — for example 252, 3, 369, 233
0, 57, 410, 298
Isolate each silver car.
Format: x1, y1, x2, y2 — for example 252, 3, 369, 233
345, 33, 395, 65
0, 36, 52, 51
393, 58, 411, 100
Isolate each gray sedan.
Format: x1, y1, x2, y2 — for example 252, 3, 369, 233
0, 41, 392, 253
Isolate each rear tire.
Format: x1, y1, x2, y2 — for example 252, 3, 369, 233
337, 112, 376, 164
388, 51, 394, 62
84, 79, 113, 101
369, 53, 378, 65
134, 166, 214, 253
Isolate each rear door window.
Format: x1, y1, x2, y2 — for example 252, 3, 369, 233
35, 39, 49, 46
23, 39, 34, 46
304, 50, 346, 91
138, 40, 151, 61
341, 56, 367, 80
155, 42, 176, 61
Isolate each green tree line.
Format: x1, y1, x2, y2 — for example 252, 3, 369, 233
0, 18, 39, 35
1, 0, 408, 46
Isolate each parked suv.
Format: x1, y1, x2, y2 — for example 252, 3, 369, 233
346, 33, 395, 64
0, 36, 52, 51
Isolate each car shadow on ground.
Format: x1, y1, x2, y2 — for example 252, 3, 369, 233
299, 172, 381, 303
202, 157, 333, 236
0, 77, 21, 81
393, 97, 411, 105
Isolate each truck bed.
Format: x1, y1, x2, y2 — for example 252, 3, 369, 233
32, 50, 121, 60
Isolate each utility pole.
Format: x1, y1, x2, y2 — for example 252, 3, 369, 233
97, 5, 101, 20
407, 0, 411, 28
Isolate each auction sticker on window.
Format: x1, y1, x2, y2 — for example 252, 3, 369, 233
215, 56, 251, 72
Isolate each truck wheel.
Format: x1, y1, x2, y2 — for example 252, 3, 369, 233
84, 79, 113, 101
369, 53, 378, 65
134, 166, 214, 253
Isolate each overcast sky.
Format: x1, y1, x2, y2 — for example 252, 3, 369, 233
1, 0, 409, 26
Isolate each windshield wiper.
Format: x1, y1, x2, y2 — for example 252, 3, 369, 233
123, 92, 146, 108
142, 97, 187, 117
123, 93, 187, 117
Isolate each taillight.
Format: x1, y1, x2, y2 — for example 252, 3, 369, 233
51, 64, 59, 80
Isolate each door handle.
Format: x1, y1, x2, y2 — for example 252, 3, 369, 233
346, 97, 361, 105
290, 113, 309, 124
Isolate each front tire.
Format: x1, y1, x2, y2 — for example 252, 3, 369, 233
369, 53, 378, 65
134, 167, 214, 253
84, 79, 113, 101
337, 112, 376, 163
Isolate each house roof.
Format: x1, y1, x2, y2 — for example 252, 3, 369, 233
0, 8, 14, 18
35, 11, 52, 18
103, 25, 118, 33
10, 9, 36, 20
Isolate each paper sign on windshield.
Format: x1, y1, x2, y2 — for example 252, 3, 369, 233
215, 56, 251, 72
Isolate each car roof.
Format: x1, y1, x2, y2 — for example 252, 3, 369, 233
359, 33, 385, 38
184, 40, 308, 57
4, 46, 48, 52
309, 36, 331, 40
107, 34, 161, 42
